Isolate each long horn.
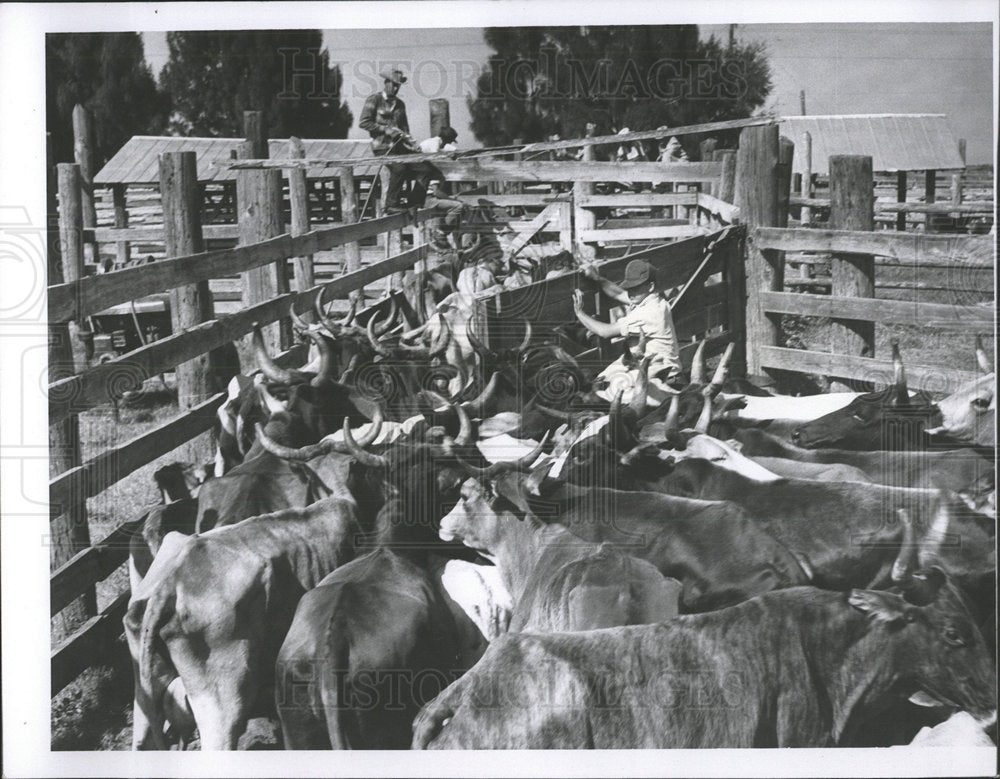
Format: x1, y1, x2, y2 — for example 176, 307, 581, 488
891, 341, 909, 403
524, 456, 555, 496
255, 422, 337, 461
428, 315, 452, 358
606, 387, 625, 449
401, 320, 431, 341
339, 354, 359, 385
343, 404, 385, 449
535, 402, 572, 421
341, 415, 388, 468
975, 335, 993, 373
366, 311, 392, 357
465, 317, 492, 359
289, 305, 313, 334
551, 346, 582, 375
517, 320, 533, 354
372, 295, 399, 337
461, 373, 499, 415
256, 378, 287, 416
708, 342, 735, 396
515, 430, 550, 470
306, 329, 335, 386
628, 356, 651, 418
424, 390, 472, 445
919, 492, 952, 564
663, 393, 680, 433
690, 340, 706, 384
891, 508, 917, 584
456, 433, 549, 479
253, 322, 298, 384
694, 390, 712, 433
314, 286, 330, 322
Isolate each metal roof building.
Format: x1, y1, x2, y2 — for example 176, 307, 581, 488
777, 115, 965, 176
94, 137, 378, 185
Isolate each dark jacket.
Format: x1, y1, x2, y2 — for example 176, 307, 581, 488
359, 92, 409, 154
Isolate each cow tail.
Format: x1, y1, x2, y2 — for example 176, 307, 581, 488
319, 629, 355, 749
138, 578, 176, 749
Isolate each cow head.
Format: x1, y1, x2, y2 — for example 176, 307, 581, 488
926, 338, 995, 447
791, 343, 940, 450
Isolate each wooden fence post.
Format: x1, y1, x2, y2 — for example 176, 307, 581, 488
339, 165, 364, 308
723, 228, 748, 378
895, 171, 907, 231
287, 137, 314, 295
72, 104, 99, 267
377, 166, 389, 250
801, 132, 813, 227
243, 110, 268, 160
237, 155, 288, 353
558, 201, 573, 253
429, 98, 450, 138
160, 151, 215, 464
573, 127, 596, 261
52, 161, 96, 633
776, 136, 795, 228
736, 123, 780, 380
112, 184, 129, 267
699, 138, 717, 162
716, 149, 736, 205
829, 154, 875, 364
924, 168, 937, 234
951, 138, 966, 207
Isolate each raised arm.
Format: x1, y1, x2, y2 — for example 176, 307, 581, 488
580, 262, 630, 305
573, 289, 622, 340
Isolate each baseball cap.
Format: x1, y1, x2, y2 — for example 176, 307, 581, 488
619, 259, 654, 289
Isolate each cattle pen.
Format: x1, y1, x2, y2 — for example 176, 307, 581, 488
47, 111, 994, 727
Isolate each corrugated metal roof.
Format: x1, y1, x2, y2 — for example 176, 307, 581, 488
94, 136, 378, 184
778, 115, 964, 174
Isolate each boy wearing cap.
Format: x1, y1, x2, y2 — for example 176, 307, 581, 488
359, 68, 436, 212
419, 127, 465, 251
573, 259, 683, 400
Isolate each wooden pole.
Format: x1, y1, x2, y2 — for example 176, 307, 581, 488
699, 138, 717, 162
573, 125, 597, 261
287, 137, 314, 294
736, 124, 780, 379
723, 228, 748, 378
924, 169, 937, 234
801, 132, 813, 227
951, 139, 966, 207
377, 166, 389, 250
339, 166, 364, 307
244, 110, 268, 160
829, 154, 875, 363
716, 149, 737, 205
895, 171, 907, 232
112, 184, 129, 267
160, 151, 215, 464
429, 98, 451, 138
776, 136, 795, 228
72, 104, 99, 266
237, 157, 287, 353
51, 162, 96, 633
799, 90, 806, 116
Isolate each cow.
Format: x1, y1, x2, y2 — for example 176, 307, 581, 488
124, 495, 362, 750
439, 473, 681, 632
414, 565, 996, 749
791, 342, 944, 450
926, 337, 996, 448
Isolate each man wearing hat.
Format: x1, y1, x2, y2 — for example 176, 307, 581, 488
573, 258, 682, 402
359, 67, 436, 213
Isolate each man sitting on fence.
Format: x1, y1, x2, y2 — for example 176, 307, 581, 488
573, 258, 683, 405
419, 127, 467, 252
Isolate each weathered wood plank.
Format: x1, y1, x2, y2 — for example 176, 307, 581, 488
50, 210, 433, 323
51, 591, 130, 696
455, 194, 571, 207
578, 193, 699, 208
50, 519, 143, 616
760, 291, 994, 332
753, 228, 994, 266
436, 160, 722, 184
696, 193, 741, 224
580, 225, 704, 242
92, 224, 240, 241
758, 346, 978, 394
49, 393, 226, 512
48, 246, 426, 424
787, 197, 994, 214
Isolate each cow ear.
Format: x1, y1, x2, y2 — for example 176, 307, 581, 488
848, 589, 912, 624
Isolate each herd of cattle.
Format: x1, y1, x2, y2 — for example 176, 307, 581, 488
122, 285, 996, 751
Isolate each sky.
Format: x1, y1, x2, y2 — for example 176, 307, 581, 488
142, 23, 994, 163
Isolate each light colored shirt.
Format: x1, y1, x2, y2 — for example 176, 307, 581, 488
419, 137, 458, 154
614, 291, 681, 374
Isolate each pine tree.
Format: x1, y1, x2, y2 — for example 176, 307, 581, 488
160, 30, 352, 139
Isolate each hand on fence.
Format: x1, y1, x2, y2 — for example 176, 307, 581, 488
572, 289, 585, 312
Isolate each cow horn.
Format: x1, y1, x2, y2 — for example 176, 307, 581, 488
524, 455, 554, 496
428, 315, 451, 358
306, 329, 335, 386
517, 320, 533, 354
690, 340, 706, 384
628, 356, 651, 418
314, 286, 330, 322
461, 373, 499, 416
457, 432, 549, 479
708, 342, 735, 396
694, 390, 712, 433
424, 390, 472, 445
465, 317, 492, 360
891, 341, 909, 405
366, 311, 392, 357
340, 297, 358, 326
341, 415, 389, 468
975, 335, 993, 373
535, 402, 572, 421
919, 493, 953, 564
253, 322, 298, 384
890, 508, 917, 584
663, 393, 680, 433
401, 321, 431, 342
372, 295, 399, 337
339, 354, 359, 385
256, 376, 288, 416
552, 346, 582, 375
254, 422, 337, 462
516, 430, 550, 470
289, 305, 313, 334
